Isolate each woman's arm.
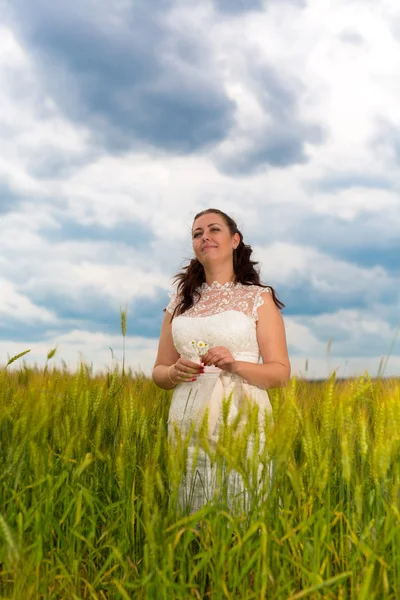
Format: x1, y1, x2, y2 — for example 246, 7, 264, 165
233, 360, 290, 389
152, 311, 181, 390
234, 291, 291, 388
152, 310, 202, 389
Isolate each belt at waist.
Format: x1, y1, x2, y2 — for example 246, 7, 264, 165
188, 353, 266, 441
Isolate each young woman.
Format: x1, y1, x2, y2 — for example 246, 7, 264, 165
153, 208, 290, 512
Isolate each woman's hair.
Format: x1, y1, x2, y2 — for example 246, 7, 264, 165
168, 208, 285, 318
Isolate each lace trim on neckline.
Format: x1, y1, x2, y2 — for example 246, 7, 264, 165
199, 280, 239, 291
166, 282, 269, 320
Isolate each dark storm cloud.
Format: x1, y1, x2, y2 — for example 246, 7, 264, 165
311, 173, 393, 193
219, 123, 322, 174
23, 290, 119, 335
40, 217, 155, 249
251, 204, 400, 276
213, 0, 306, 13
335, 246, 400, 273
27, 288, 168, 339
0, 322, 54, 344
131, 293, 168, 337
292, 213, 400, 276
8, 0, 235, 154
277, 280, 398, 321
213, 0, 264, 12
292, 315, 397, 360
218, 64, 324, 174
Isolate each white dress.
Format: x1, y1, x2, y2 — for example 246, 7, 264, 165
166, 280, 273, 513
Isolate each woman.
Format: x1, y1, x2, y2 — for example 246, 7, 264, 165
152, 208, 290, 512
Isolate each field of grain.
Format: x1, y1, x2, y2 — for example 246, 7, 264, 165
1, 353, 400, 599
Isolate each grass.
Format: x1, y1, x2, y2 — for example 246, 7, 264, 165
1, 354, 400, 599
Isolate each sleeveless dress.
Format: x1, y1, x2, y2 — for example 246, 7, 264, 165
166, 281, 273, 513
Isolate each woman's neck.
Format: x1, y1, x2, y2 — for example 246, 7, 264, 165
204, 267, 235, 287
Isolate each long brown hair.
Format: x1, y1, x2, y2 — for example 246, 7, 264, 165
169, 208, 285, 318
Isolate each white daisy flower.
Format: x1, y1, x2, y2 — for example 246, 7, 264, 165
196, 340, 209, 356
189, 339, 209, 357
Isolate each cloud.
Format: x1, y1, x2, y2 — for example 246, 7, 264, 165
131, 294, 170, 337
255, 242, 398, 316
370, 119, 400, 167
7, 0, 236, 154
213, 0, 264, 13
296, 309, 399, 357
0, 331, 160, 375
0, 278, 57, 324
22, 288, 169, 340
1, 0, 400, 378
1, 149, 399, 376
217, 125, 323, 174
40, 215, 155, 248
0, 183, 22, 213
5, 0, 324, 176
241, 188, 400, 277
213, 0, 306, 13
337, 30, 366, 45
210, 13, 325, 174
311, 173, 394, 193
295, 210, 400, 275
0, 25, 93, 194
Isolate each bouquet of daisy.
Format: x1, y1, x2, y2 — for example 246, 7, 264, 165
191, 340, 209, 358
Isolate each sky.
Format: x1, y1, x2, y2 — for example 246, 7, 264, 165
0, 0, 399, 379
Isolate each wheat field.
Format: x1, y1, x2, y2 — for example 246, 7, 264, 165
1, 349, 400, 599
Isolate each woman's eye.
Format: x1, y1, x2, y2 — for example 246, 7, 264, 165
193, 228, 220, 238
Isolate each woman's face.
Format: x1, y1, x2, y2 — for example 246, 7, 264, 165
191, 213, 239, 266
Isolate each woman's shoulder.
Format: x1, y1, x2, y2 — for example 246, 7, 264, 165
165, 288, 181, 315
235, 283, 272, 319
237, 283, 271, 296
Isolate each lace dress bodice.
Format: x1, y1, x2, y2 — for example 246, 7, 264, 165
166, 281, 270, 364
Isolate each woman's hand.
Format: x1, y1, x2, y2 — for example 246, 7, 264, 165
202, 347, 238, 373
170, 358, 204, 383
